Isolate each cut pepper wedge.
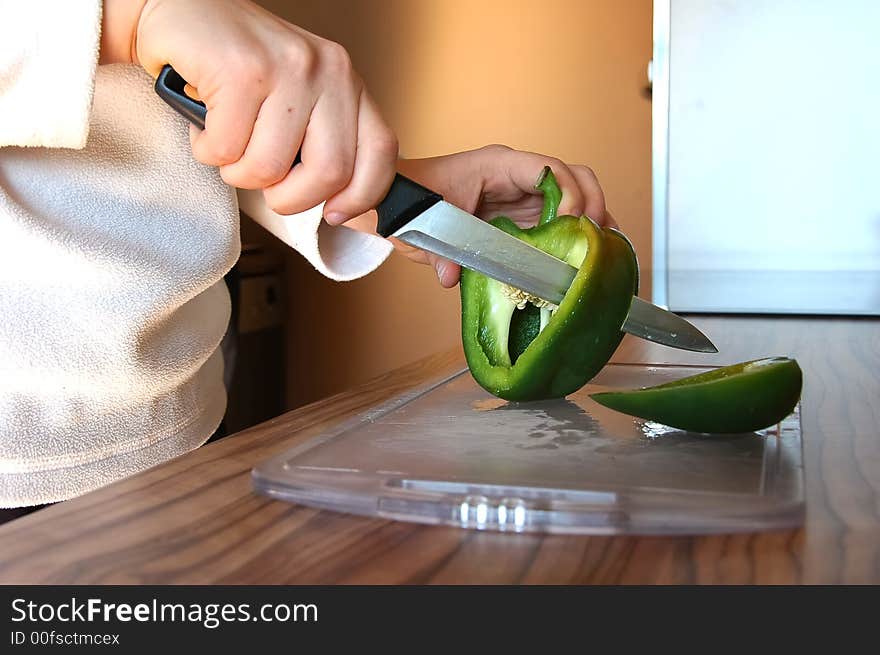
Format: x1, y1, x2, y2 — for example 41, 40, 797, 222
590, 357, 803, 433
460, 167, 639, 401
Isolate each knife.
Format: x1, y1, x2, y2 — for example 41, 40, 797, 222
156, 66, 716, 353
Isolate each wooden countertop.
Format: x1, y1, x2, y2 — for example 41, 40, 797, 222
0, 315, 877, 584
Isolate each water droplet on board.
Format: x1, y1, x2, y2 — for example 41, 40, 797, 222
641, 420, 678, 440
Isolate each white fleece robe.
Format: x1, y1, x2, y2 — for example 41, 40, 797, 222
0, 0, 393, 506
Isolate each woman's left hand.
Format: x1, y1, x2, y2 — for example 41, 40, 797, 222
393, 145, 618, 287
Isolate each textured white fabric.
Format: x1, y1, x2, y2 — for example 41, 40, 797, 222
0, 0, 103, 148
0, 2, 392, 506
238, 190, 393, 282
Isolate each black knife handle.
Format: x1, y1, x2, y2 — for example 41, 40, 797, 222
375, 174, 442, 237
155, 64, 442, 232
155, 65, 302, 167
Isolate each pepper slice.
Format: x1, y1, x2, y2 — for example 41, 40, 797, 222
460, 167, 639, 401
590, 357, 803, 433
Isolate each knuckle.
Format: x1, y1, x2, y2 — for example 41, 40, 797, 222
203, 140, 242, 167
546, 156, 567, 172
248, 157, 291, 187
371, 127, 399, 160
576, 164, 600, 183
321, 41, 353, 76
231, 49, 272, 85
321, 158, 353, 190
334, 186, 373, 216
285, 40, 317, 78
263, 190, 298, 216
480, 143, 512, 157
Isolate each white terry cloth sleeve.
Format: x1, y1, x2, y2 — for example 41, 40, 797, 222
0, 0, 392, 282
237, 189, 394, 282
0, 0, 103, 149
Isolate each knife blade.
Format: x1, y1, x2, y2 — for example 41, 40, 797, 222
379, 199, 717, 354
155, 65, 716, 353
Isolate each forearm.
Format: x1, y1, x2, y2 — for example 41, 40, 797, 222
99, 0, 148, 65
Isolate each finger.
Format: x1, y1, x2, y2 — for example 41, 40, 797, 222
218, 91, 312, 189
568, 164, 607, 222
323, 90, 398, 225
189, 86, 264, 167
432, 256, 461, 288
550, 163, 588, 218
484, 149, 587, 218
262, 81, 360, 215
388, 238, 461, 288
387, 236, 428, 263
602, 209, 620, 230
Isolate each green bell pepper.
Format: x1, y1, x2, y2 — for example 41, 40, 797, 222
460, 167, 639, 401
590, 357, 803, 433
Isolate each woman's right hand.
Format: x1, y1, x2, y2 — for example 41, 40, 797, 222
103, 0, 399, 222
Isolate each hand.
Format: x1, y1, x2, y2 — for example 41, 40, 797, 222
102, 0, 398, 220
395, 145, 617, 288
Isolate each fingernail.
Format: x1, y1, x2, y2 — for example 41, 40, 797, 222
436, 261, 447, 284
324, 211, 348, 225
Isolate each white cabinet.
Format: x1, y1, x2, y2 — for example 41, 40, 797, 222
653, 0, 880, 314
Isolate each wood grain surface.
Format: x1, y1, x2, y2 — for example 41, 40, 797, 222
0, 316, 877, 584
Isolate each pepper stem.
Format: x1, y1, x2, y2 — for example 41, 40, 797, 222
535, 165, 563, 226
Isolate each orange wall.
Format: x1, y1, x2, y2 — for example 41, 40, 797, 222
252, 0, 653, 408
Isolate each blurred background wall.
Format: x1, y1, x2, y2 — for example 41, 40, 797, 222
234, 0, 653, 419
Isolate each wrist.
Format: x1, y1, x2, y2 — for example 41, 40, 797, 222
99, 0, 149, 65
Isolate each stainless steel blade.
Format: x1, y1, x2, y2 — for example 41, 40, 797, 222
394, 201, 575, 305
393, 201, 717, 353
623, 297, 717, 353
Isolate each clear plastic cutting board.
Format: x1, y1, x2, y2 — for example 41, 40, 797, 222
252, 363, 804, 535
